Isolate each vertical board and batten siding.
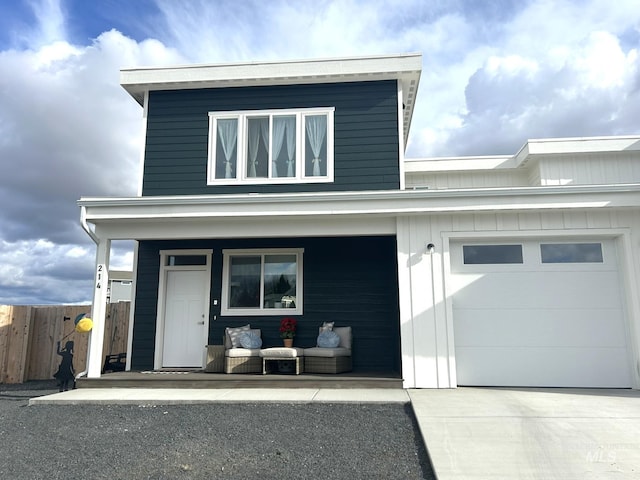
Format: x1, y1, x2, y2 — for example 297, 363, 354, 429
405, 170, 531, 190
404, 151, 640, 190
131, 236, 401, 374
397, 209, 640, 388
538, 152, 640, 186
142, 81, 400, 196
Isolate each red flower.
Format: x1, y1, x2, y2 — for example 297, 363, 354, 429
279, 317, 297, 338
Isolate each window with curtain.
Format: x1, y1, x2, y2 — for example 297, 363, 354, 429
208, 108, 334, 185
221, 249, 304, 315
304, 114, 327, 177
214, 118, 238, 180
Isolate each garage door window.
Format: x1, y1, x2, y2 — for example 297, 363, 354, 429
463, 245, 523, 264
540, 243, 603, 263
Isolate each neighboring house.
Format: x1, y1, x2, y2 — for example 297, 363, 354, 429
79, 53, 640, 389
107, 270, 133, 303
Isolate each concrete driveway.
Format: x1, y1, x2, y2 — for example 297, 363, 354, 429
408, 387, 640, 480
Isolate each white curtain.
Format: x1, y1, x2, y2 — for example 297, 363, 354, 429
272, 116, 296, 177
217, 119, 237, 178
284, 117, 296, 177
248, 118, 269, 177
272, 118, 286, 178
305, 115, 326, 176
247, 120, 260, 178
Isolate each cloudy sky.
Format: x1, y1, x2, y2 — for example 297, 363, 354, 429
0, 0, 638, 305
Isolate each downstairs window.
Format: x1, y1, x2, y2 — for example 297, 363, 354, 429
221, 248, 303, 315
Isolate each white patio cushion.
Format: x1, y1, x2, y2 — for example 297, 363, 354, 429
332, 327, 352, 349
259, 347, 304, 358
303, 347, 351, 358
225, 347, 262, 358
225, 325, 251, 348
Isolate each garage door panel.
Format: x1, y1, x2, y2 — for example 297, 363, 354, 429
453, 308, 627, 348
455, 346, 631, 388
452, 271, 622, 310
450, 238, 631, 388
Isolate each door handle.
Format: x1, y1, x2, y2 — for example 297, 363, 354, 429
197, 321, 205, 325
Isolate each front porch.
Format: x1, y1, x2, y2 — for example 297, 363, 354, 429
77, 370, 403, 389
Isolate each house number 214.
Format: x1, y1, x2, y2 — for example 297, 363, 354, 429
96, 264, 106, 289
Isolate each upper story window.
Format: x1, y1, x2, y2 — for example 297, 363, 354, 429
208, 107, 334, 185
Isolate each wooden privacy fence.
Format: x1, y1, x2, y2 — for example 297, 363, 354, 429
0, 303, 129, 384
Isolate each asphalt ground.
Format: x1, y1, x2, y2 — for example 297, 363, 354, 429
0, 381, 435, 480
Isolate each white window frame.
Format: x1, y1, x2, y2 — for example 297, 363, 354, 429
207, 107, 334, 185
221, 248, 304, 316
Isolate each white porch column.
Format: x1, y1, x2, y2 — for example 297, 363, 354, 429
87, 238, 110, 378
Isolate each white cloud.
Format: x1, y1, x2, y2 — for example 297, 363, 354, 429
410, 1, 640, 156
0, 239, 93, 304
25, 0, 66, 48
0, 10, 182, 303
574, 31, 630, 89
432, 29, 640, 156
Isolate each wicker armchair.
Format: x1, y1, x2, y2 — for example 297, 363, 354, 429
303, 326, 352, 374
224, 327, 262, 374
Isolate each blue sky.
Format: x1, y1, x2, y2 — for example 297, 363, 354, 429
0, 0, 639, 304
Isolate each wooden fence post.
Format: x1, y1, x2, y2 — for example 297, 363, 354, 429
0, 305, 12, 383
1, 306, 32, 384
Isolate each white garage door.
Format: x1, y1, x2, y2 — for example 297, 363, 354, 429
450, 238, 631, 387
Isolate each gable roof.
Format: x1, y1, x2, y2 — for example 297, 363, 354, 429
120, 53, 422, 145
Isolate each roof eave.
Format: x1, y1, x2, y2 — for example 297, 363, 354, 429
79, 184, 640, 224
120, 53, 423, 141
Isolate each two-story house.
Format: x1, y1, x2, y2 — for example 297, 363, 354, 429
79, 53, 640, 389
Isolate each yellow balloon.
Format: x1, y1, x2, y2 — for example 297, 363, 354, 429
75, 317, 93, 333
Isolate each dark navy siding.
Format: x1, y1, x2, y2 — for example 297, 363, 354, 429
129, 243, 161, 370
142, 81, 400, 196
131, 236, 401, 374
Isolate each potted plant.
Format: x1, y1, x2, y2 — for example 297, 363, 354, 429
279, 317, 297, 347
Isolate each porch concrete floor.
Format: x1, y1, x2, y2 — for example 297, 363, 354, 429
77, 370, 403, 389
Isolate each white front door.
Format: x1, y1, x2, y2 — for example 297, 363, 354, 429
162, 270, 208, 367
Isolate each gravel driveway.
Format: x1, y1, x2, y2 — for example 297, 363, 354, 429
0, 381, 434, 479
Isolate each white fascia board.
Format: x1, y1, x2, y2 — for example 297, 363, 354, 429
121, 53, 422, 93
405, 155, 516, 173
406, 136, 640, 173
79, 184, 640, 225
526, 135, 640, 154
514, 135, 640, 166
120, 53, 422, 141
